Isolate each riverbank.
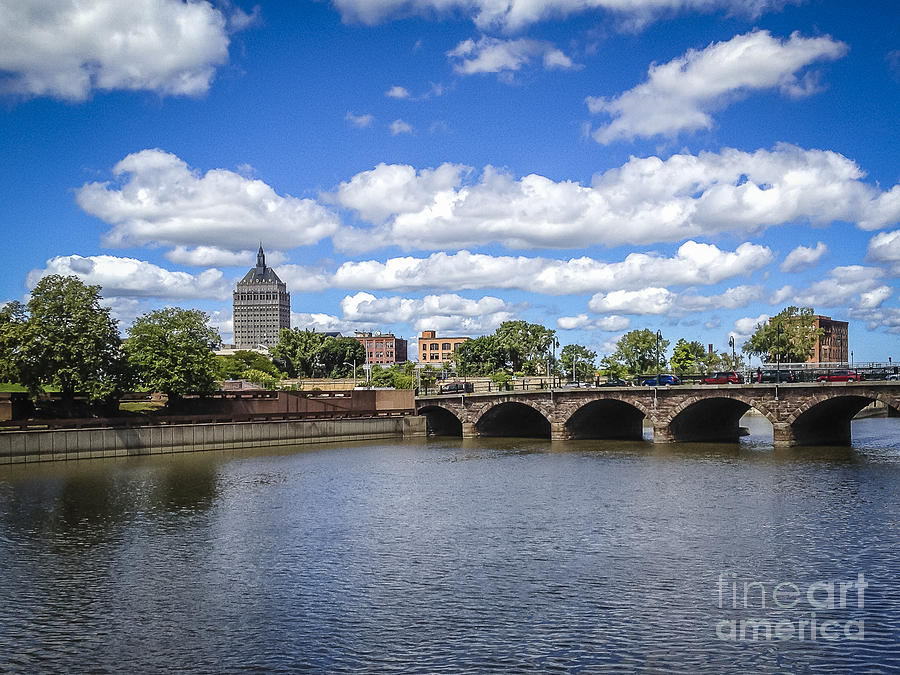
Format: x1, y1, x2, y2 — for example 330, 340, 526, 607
0, 415, 426, 465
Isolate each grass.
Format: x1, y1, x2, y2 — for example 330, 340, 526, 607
0, 382, 27, 392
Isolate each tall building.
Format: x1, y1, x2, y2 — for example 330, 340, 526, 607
417, 330, 470, 365
810, 315, 849, 363
354, 331, 408, 366
233, 246, 290, 349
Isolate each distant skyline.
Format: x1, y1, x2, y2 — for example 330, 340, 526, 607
1, 0, 899, 362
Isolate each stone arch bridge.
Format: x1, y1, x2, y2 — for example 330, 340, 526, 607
416, 383, 900, 447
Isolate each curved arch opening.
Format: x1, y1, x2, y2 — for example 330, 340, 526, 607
566, 399, 646, 440
792, 395, 872, 446
419, 406, 463, 437
669, 397, 752, 443
476, 402, 551, 439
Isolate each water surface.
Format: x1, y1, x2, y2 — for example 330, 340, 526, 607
1, 417, 898, 672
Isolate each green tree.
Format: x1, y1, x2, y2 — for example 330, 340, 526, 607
742, 307, 823, 364
216, 350, 284, 381
0, 301, 26, 385
598, 354, 627, 379
495, 320, 556, 375
272, 328, 328, 378
560, 344, 597, 381
125, 307, 221, 401
319, 337, 366, 378
611, 329, 670, 375
670, 339, 706, 375
13, 276, 130, 414
454, 335, 507, 376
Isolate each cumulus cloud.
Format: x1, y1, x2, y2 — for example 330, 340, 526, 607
588, 285, 763, 316
588, 31, 847, 144
346, 111, 375, 127
733, 313, 770, 338
331, 0, 794, 33
780, 241, 827, 272
76, 149, 340, 252
390, 119, 413, 135
0, 0, 243, 101
770, 265, 892, 309
332, 242, 772, 293
165, 246, 287, 268
558, 314, 630, 331
331, 146, 900, 252
340, 291, 517, 333
275, 265, 332, 293
448, 36, 577, 75
867, 230, 900, 274
386, 85, 411, 98
290, 312, 354, 334
26, 254, 231, 300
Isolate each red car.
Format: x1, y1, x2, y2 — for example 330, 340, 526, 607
700, 371, 744, 385
817, 370, 863, 382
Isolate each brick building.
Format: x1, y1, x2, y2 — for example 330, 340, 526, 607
417, 330, 470, 365
355, 331, 408, 366
810, 315, 849, 363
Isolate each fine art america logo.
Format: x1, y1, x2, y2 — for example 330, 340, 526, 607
715, 572, 867, 641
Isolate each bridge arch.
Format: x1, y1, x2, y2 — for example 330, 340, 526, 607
418, 404, 463, 436
564, 398, 652, 440
665, 393, 775, 443
473, 400, 552, 439
784, 392, 896, 446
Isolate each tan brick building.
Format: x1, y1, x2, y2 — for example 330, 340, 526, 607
417, 330, 470, 365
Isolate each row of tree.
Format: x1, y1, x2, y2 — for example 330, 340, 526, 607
0, 276, 221, 415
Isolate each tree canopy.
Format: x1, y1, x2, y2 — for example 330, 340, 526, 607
608, 329, 670, 376
670, 339, 706, 375
742, 306, 823, 364
124, 307, 221, 399
1, 276, 130, 412
560, 344, 597, 381
272, 329, 365, 378
453, 321, 556, 376
215, 350, 285, 381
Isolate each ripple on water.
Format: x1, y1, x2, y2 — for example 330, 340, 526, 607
0, 424, 899, 672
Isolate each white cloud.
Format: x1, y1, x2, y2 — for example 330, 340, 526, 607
331, 0, 794, 33
588, 31, 847, 144
0, 0, 239, 101
733, 313, 770, 338
588, 285, 763, 316
346, 111, 375, 127
332, 146, 900, 252
290, 312, 354, 334
26, 254, 231, 300
780, 241, 827, 272
448, 36, 577, 75
390, 119, 413, 135
76, 149, 340, 252
770, 265, 891, 309
275, 265, 332, 293
340, 291, 517, 333
165, 246, 287, 268
332, 241, 772, 294
386, 85, 411, 98
558, 314, 630, 331
867, 230, 900, 274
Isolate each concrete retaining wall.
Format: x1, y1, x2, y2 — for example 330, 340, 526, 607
0, 415, 427, 465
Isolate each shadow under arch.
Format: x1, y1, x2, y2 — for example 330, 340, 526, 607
668, 396, 757, 443
790, 395, 873, 446
475, 401, 551, 439
565, 399, 647, 440
418, 405, 463, 436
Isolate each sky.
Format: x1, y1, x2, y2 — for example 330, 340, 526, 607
1, 0, 899, 364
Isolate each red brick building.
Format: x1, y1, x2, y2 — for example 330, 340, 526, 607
354, 331, 408, 366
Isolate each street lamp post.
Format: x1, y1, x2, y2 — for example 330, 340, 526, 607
656, 330, 662, 385
573, 354, 578, 386
729, 335, 736, 369
343, 360, 357, 388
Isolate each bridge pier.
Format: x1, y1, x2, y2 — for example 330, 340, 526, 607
461, 422, 478, 439
653, 426, 674, 444
550, 422, 569, 441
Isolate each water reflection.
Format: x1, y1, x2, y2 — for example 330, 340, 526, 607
0, 419, 898, 672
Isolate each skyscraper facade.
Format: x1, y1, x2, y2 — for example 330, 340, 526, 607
233, 246, 290, 349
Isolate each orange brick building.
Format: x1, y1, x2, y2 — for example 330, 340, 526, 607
417, 331, 470, 365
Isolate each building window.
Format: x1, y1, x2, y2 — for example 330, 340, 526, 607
430, 344, 438, 350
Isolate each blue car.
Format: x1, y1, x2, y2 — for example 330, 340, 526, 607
642, 374, 682, 386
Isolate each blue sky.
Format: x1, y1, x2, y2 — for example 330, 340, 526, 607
1, 0, 899, 363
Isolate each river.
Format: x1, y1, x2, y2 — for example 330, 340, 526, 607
1, 417, 899, 672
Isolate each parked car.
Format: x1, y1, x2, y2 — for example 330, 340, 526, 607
439, 381, 474, 394
817, 370, 863, 382
598, 378, 629, 387
641, 374, 681, 386
888, 373, 900, 381
700, 371, 744, 385
755, 369, 796, 383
